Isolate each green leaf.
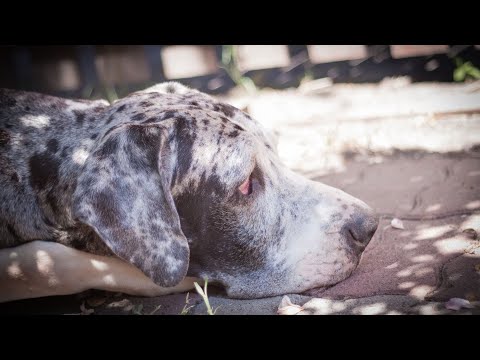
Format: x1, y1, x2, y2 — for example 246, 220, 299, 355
194, 282, 205, 297
467, 67, 480, 79
454, 67, 466, 82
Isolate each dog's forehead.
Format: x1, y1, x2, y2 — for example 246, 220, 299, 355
117, 90, 269, 189
117, 89, 269, 148
122, 88, 263, 133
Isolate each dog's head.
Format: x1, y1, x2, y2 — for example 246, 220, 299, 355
73, 82, 378, 298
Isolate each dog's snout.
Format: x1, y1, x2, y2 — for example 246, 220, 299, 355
346, 208, 379, 247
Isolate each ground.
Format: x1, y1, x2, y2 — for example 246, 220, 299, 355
1, 79, 479, 315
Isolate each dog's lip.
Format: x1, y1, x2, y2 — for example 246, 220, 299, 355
347, 228, 365, 248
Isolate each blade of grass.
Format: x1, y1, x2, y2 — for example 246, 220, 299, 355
194, 278, 214, 315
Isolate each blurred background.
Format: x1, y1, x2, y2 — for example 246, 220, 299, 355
2, 44, 480, 176
1, 45, 479, 101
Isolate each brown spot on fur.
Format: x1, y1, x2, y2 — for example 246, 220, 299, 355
166, 84, 176, 93
0, 129, 10, 146
73, 110, 85, 125
105, 114, 115, 124
214, 103, 236, 117
140, 101, 154, 108
29, 152, 60, 191
142, 117, 158, 124
132, 113, 146, 121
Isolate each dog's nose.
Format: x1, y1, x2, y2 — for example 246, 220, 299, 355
345, 208, 379, 247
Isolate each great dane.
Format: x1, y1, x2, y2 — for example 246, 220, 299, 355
0, 82, 378, 303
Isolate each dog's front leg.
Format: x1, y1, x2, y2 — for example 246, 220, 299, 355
0, 241, 199, 303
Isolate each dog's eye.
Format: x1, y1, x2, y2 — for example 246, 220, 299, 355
238, 176, 253, 195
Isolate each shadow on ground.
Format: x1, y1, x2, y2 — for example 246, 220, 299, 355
1, 149, 479, 315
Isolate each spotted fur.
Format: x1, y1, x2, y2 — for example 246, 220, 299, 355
0, 82, 378, 297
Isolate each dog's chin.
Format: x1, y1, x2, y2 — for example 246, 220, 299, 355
214, 268, 357, 300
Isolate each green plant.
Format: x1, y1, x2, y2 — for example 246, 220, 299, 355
193, 278, 219, 315
180, 292, 195, 315
453, 57, 480, 82
148, 305, 162, 315
221, 45, 257, 94
131, 304, 143, 315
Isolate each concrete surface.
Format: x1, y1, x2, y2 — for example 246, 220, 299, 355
1, 81, 480, 315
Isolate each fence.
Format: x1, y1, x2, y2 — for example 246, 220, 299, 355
1, 45, 479, 100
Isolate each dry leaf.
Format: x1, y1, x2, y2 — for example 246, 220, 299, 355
391, 218, 405, 230
475, 264, 480, 274
149, 305, 162, 315
462, 228, 478, 240
108, 299, 133, 311
466, 292, 477, 302
445, 298, 474, 311
464, 244, 480, 255
80, 301, 94, 315
277, 295, 304, 315
86, 297, 107, 308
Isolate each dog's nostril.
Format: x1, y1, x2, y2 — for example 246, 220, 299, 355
348, 228, 359, 242
347, 212, 379, 246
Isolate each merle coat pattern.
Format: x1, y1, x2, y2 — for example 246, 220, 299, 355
0, 82, 378, 298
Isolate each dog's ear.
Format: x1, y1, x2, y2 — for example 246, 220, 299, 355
73, 123, 188, 287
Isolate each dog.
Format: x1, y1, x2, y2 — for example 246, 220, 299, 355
0, 82, 378, 303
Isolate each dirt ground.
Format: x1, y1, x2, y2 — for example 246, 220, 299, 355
1, 79, 480, 315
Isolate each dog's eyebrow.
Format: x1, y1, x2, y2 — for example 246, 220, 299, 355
224, 119, 246, 131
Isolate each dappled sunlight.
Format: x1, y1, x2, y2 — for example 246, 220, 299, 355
426, 203, 442, 212
353, 302, 386, 315
311, 211, 479, 305
398, 281, 415, 289
467, 170, 480, 177
72, 148, 89, 165
300, 298, 348, 314
461, 214, 480, 229
414, 268, 434, 277
1, 241, 201, 305
403, 242, 418, 250
19, 114, 50, 128
465, 200, 480, 210
414, 224, 455, 241
101, 274, 117, 286
434, 236, 473, 255
411, 254, 434, 262
385, 262, 399, 269
90, 259, 110, 271
35, 249, 59, 287
306, 148, 480, 313
297, 294, 464, 315
7, 261, 23, 279
414, 223, 431, 230
409, 285, 434, 299
409, 175, 424, 183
